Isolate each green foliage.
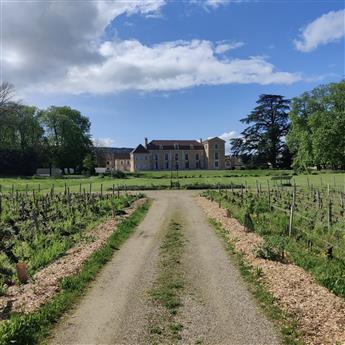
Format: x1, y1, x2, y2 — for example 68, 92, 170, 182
204, 187, 345, 299
82, 153, 96, 176
230, 94, 291, 168
288, 80, 345, 171
0, 192, 141, 289
39, 106, 92, 171
0, 201, 150, 345
256, 236, 285, 262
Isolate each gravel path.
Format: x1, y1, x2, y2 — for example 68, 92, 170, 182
48, 191, 281, 345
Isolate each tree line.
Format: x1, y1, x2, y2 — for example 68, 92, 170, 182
0, 82, 93, 176
230, 80, 345, 171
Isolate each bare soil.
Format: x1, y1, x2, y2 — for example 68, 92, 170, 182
49, 191, 280, 345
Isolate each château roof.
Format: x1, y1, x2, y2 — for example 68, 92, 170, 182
147, 140, 204, 150
131, 144, 150, 154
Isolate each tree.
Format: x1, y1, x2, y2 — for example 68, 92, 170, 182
39, 106, 92, 172
83, 153, 96, 176
287, 80, 345, 170
230, 94, 291, 168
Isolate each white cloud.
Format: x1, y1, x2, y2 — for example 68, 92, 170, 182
92, 137, 115, 147
203, 0, 243, 9
3, 0, 301, 95
215, 41, 245, 54
2, 0, 166, 88
294, 9, 345, 52
219, 131, 238, 154
28, 39, 301, 94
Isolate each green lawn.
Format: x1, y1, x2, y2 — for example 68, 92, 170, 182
1, 170, 345, 193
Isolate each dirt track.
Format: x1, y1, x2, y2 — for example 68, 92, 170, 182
49, 190, 280, 345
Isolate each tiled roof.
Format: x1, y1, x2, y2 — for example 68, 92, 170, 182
132, 144, 150, 154
93, 147, 132, 159
147, 140, 204, 150
203, 137, 226, 142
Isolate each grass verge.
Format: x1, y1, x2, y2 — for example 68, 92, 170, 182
0, 200, 151, 345
208, 218, 304, 345
148, 220, 185, 344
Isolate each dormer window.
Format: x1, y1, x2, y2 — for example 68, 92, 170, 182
174, 143, 179, 150
190, 144, 194, 150
159, 144, 163, 150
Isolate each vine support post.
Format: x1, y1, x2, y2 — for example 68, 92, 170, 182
289, 188, 296, 237
328, 199, 333, 230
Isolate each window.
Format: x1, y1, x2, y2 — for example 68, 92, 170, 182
166, 162, 169, 169
215, 161, 219, 168
195, 153, 199, 160
107, 161, 110, 165
121, 160, 123, 164
159, 145, 163, 150
185, 153, 189, 160
215, 144, 218, 149
215, 152, 219, 160
175, 153, 179, 161
165, 153, 169, 161
155, 162, 158, 169
154, 154, 158, 160
174, 143, 179, 150
190, 144, 194, 150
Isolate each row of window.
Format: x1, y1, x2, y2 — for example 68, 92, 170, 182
154, 153, 202, 161
154, 161, 202, 169
153, 153, 219, 160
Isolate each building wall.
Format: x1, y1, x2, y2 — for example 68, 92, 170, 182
130, 153, 151, 172
149, 149, 205, 170
114, 159, 131, 172
130, 139, 225, 172
203, 138, 225, 169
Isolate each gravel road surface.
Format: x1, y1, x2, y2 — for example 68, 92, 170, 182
48, 190, 280, 345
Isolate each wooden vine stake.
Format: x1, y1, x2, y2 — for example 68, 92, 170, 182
328, 199, 333, 230
289, 188, 295, 236
16, 263, 29, 284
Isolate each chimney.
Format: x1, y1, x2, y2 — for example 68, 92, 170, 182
200, 138, 203, 143
145, 137, 148, 148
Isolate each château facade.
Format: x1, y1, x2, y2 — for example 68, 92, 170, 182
130, 137, 225, 172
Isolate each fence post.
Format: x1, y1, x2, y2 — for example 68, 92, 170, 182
289, 188, 295, 236
328, 199, 333, 229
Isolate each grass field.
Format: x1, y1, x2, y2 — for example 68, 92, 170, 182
1, 170, 345, 193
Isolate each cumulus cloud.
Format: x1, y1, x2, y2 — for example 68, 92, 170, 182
219, 131, 238, 154
294, 9, 345, 52
27, 39, 301, 94
2, 0, 166, 88
3, 0, 301, 95
215, 41, 245, 54
92, 137, 115, 147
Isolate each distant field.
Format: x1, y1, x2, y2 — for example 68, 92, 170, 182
1, 170, 345, 193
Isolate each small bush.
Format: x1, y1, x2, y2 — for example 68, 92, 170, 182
256, 236, 284, 262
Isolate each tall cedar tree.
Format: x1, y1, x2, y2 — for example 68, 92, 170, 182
231, 94, 291, 168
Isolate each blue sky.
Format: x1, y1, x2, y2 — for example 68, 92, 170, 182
3, 0, 344, 152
